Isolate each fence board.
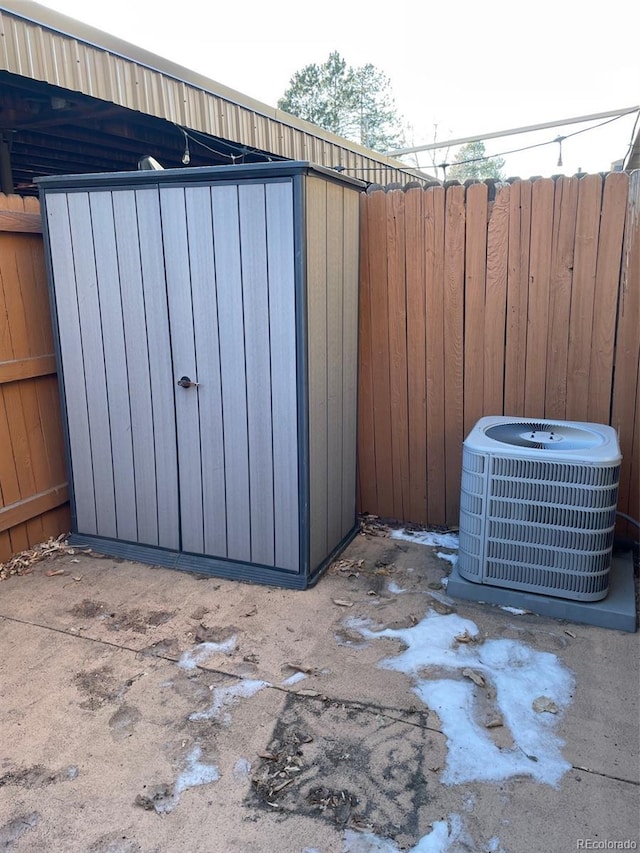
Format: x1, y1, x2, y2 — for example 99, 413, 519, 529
0, 193, 69, 564
545, 176, 579, 420
611, 171, 640, 539
463, 183, 488, 437
588, 172, 629, 424
367, 190, 394, 518
443, 185, 465, 522
357, 193, 377, 514
405, 188, 427, 524
566, 174, 603, 420
484, 184, 510, 415
425, 186, 446, 525
524, 178, 554, 416
504, 180, 531, 416
387, 191, 409, 520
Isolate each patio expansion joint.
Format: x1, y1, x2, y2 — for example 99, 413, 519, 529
0, 611, 440, 727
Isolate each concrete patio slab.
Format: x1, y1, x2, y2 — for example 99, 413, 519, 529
0, 524, 638, 852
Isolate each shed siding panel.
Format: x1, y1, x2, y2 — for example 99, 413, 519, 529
211, 185, 251, 563
184, 187, 227, 558
87, 192, 138, 543
134, 189, 180, 551
239, 183, 275, 566
265, 181, 299, 572
66, 192, 117, 538
111, 190, 160, 546
306, 176, 328, 570
160, 187, 204, 554
341, 187, 360, 538
326, 182, 344, 549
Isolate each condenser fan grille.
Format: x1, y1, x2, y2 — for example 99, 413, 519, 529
485, 421, 604, 451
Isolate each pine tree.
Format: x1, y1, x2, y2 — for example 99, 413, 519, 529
278, 52, 405, 153
448, 141, 505, 181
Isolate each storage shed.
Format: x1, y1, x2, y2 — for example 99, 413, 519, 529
39, 161, 363, 588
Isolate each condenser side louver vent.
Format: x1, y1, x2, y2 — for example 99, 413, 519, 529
458, 416, 621, 602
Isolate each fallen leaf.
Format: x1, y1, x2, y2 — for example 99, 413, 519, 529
45, 569, 65, 577
257, 752, 276, 760
485, 717, 503, 728
455, 630, 473, 643
72, 576, 83, 582
286, 663, 313, 674
332, 599, 353, 607
532, 696, 559, 714
462, 668, 486, 687
428, 582, 443, 590
70, 558, 80, 563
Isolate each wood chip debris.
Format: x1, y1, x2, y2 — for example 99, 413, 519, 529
462, 668, 486, 687
532, 696, 559, 714
358, 514, 389, 537
329, 558, 364, 574
0, 534, 91, 581
454, 630, 475, 644
332, 599, 354, 608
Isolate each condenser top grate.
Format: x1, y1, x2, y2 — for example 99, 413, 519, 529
465, 416, 621, 464
485, 421, 605, 451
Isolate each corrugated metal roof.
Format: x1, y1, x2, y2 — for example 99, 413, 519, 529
0, 0, 428, 186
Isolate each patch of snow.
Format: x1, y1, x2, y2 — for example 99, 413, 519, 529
436, 551, 458, 566
189, 678, 269, 724
440, 577, 449, 589
155, 746, 219, 813
351, 610, 574, 787
281, 671, 308, 686
233, 757, 252, 782
343, 813, 498, 852
175, 746, 220, 794
500, 606, 527, 615
387, 579, 407, 594
391, 529, 459, 550
178, 637, 237, 670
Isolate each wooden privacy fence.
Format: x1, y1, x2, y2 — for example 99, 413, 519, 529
0, 193, 70, 563
357, 171, 639, 540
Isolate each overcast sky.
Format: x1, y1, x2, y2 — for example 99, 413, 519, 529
36, 0, 640, 179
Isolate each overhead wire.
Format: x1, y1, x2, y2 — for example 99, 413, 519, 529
426, 110, 640, 172
174, 123, 284, 164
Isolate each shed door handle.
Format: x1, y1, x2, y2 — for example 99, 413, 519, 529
177, 376, 199, 388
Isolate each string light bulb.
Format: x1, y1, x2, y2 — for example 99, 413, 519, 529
181, 130, 190, 165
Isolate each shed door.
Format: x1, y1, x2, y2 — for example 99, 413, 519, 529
46, 180, 299, 572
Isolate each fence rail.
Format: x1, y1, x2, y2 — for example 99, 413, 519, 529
357, 172, 639, 541
0, 193, 70, 563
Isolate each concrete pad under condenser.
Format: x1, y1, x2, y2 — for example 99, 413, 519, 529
447, 550, 637, 633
